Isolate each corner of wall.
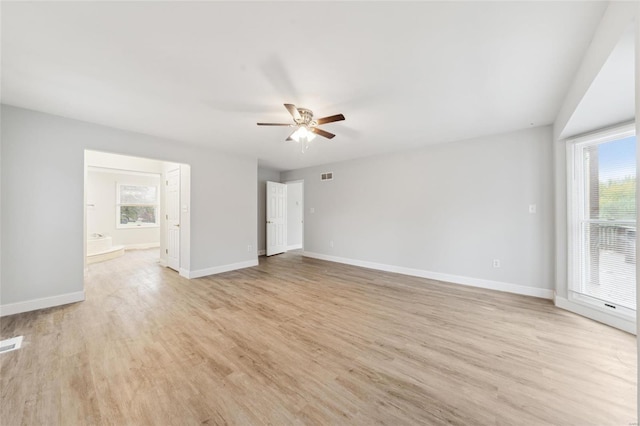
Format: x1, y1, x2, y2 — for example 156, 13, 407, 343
553, 1, 637, 140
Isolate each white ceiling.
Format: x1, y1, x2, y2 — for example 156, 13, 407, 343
1, 1, 607, 171
561, 23, 636, 139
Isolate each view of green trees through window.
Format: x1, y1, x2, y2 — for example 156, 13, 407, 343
118, 184, 158, 226
600, 177, 635, 220
120, 206, 156, 225
598, 136, 635, 221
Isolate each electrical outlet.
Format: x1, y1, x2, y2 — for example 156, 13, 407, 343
330, 240, 334, 248
247, 244, 252, 252
493, 259, 501, 268
310, 207, 315, 214
529, 204, 537, 214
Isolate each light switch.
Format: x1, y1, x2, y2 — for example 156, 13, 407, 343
529, 204, 537, 214
310, 207, 315, 214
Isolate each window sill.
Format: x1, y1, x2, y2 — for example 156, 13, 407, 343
555, 295, 636, 334
116, 224, 160, 229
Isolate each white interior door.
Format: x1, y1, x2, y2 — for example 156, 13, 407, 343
266, 181, 287, 256
166, 168, 180, 270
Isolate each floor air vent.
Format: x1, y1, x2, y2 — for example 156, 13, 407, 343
0, 336, 23, 354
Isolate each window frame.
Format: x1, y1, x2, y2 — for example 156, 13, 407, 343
566, 122, 636, 320
116, 182, 160, 229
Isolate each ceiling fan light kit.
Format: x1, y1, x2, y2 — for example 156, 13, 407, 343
290, 126, 316, 143
258, 104, 345, 152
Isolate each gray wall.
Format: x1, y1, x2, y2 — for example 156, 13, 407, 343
286, 181, 303, 248
257, 167, 281, 253
282, 126, 554, 292
1, 105, 257, 305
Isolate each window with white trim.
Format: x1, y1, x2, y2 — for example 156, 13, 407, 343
116, 183, 159, 228
568, 125, 636, 318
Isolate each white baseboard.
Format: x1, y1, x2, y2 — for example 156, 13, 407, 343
302, 251, 554, 300
181, 259, 259, 279
287, 244, 303, 251
555, 296, 636, 334
0, 291, 85, 317
258, 249, 266, 256
124, 242, 160, 250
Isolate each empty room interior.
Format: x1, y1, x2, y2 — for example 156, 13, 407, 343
1, 1, 639, 424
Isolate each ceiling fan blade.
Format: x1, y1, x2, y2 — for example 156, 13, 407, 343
284, 104, 302, 121
310, 127, 335, 139
257, 123, 293, 126
316, 114, 345, 125
285, 130, 296, 141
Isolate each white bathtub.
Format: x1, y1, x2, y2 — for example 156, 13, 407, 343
87, 234, 124, 263
87, 234, 112, 255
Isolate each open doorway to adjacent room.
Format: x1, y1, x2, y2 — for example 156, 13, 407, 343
260, 176, 304, 257
83, 150, 190, 277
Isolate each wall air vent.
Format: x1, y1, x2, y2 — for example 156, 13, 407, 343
0, 336, 23, 354
321, 172, 333, 181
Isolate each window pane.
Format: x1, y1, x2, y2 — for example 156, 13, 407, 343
597, 136, 636, 220
120, 206, 157, 225
574, 135, 636, 311
120, 185, 157, 204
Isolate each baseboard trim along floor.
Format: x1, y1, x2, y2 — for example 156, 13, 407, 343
302, 251, 554, 300
0, 291, 85, 317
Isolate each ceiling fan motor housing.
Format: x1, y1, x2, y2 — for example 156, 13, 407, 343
295, 108, 317, 127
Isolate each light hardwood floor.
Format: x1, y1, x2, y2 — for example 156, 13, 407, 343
1, 249, 636, 425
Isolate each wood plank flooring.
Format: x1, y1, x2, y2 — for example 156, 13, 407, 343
1, 249, 636, 425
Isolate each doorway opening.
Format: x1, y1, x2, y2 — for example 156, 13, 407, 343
264, 179, 304, 256
83, 150, 191, 278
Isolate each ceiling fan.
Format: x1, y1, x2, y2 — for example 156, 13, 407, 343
257, 104, 345, 143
